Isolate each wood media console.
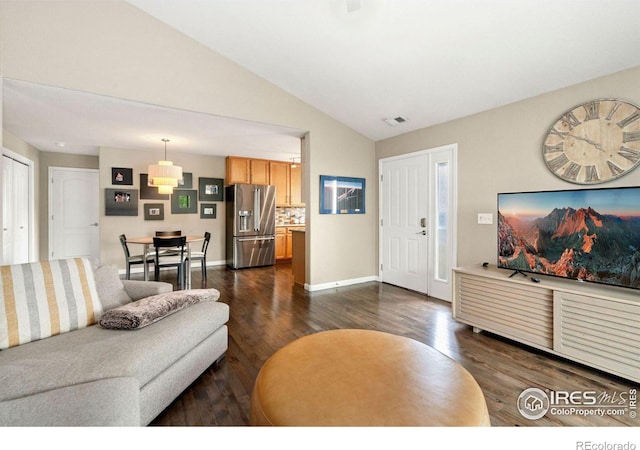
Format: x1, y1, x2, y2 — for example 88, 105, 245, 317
452, 265, 639, 383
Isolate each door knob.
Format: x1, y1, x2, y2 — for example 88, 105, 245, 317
90, 223, 99, 227
416, 230, 426, 235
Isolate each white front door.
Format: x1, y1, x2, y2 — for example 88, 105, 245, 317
380, 153, 429, 293
379, 145, 457, 300
49, 167, 100, 264
2, 154, 31, 265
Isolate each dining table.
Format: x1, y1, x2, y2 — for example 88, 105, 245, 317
126, 235, 205, 289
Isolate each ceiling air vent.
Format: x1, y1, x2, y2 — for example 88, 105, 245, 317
384, 116, 408, 127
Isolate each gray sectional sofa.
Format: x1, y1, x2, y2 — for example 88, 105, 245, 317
0, 259, 229, 426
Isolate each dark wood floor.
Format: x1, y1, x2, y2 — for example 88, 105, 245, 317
147, 263, 638, 427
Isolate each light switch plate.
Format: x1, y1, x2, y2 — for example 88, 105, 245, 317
477, 213, 493, 225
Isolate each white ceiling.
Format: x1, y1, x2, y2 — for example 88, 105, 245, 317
2, 79, 304, 160
127, 0, 640, 141
3, 0, 640, 159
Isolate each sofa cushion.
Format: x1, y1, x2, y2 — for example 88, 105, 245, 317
99, 288, 220, 330
121, 279, 173, 301
0, 300, 229, 403
94, 264, 132, 311
0, 258, 103, 350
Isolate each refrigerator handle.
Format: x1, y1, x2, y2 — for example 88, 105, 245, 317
254, 188, 261, 232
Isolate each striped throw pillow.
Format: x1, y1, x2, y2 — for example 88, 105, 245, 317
0, 258, 103, 349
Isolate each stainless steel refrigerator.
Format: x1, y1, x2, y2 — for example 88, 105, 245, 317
226, 184, 276, 269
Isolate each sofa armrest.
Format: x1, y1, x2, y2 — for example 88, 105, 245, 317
122, 280, 173, 301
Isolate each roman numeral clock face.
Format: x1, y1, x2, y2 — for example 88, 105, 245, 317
543, 99, 640, 184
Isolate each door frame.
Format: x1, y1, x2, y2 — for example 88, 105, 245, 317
48, 166, 100, 261
1, 148, 36, 263
378, 143, 458, 300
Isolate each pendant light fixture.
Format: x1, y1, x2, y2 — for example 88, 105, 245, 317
148, 138, 183, 195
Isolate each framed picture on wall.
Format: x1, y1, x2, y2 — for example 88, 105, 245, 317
178, 172, 193, 189
199, 177, 224, 202
140, 174, 170, 200
111, 167, 133, 185
105, 188, 138, 216
143, 203, 164, 220
200, 203, 217, 219
171, 189, 197, 214
319, 175, 365, 214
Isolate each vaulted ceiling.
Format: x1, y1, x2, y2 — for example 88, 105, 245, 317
127, 0, 640, 140
3, 1, 639, 158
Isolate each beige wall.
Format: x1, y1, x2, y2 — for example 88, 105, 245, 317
2, 131, 102, 260
3, 129, 40, 166
99, 147, 226, 271
38, 151, 99, 259
376, 66, 640, 267
0, 1, 377, 286
6, 1, 633, 286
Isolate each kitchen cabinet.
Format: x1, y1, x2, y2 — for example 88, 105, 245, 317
276, 226, 305, 262
290, 163, 303, 206
270, 161, 291, 206
286, 228, 293, 258
270, 161, 305, 206
251, 159, 270, 184
226, 156, 270, 185
228, 156, 305, 206
275, 228, 287, 260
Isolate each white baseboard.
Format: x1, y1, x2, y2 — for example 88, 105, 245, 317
119, 264, 378, 293
304, 275, 379, 292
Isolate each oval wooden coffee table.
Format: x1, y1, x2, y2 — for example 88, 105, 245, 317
249, 329, 491, 426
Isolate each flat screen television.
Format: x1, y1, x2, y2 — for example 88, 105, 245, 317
497, 186, 640, 290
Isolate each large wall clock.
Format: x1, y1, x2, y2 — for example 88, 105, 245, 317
542, 99, 640, 184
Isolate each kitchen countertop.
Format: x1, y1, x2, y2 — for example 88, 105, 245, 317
276, 224, 306, 227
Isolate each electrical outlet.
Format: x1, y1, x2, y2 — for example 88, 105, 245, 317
477, 213, 493, 225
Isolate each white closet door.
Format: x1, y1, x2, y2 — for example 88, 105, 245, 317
2, 156, 15, 264
13, 159, 30, 264
2, 155, 30, 265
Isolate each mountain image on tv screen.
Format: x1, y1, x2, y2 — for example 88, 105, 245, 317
497, 187, 640, 289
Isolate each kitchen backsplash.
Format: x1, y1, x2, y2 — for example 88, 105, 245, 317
276, 207, 306, 225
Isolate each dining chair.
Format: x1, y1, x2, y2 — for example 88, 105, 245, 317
119, 234, 154, 280
186, 232, 211, 281
155, 230, 182, 237
155, 230, 183, 254
153, 236, 188, 289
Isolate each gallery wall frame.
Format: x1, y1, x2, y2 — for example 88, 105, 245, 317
200, 203, 217, 219
144, 203, 164, 220
140, 174, 170, 200
171, 189, 197, 214
178, 172, 193, 189
112, 167, 133, 185
199, 177, 224, 202
319, 175, 366, 214
105, 188, 138, 216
